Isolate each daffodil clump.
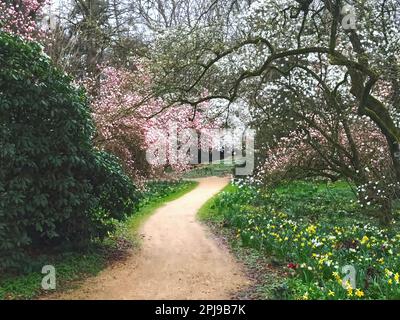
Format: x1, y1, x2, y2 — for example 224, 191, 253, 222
215, 182, 400, 300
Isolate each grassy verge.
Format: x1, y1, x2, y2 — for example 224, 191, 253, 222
0, 179, 198, 300
197, 184, 233, 222
0, 250, 108, 300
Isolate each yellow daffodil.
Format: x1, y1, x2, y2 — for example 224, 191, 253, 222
347, 287, 353, 297
360, 235, 369, 244
355, 289, 364, 298
306, 224, 317, 234
332, 271, 340, 280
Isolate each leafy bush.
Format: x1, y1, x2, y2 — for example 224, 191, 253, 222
55, 151, 140, 246
0, 32, 137, 271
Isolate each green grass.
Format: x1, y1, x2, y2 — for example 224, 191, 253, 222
0, 179, 198, 300
197, 183, 234, 222
0, 250, 108, 300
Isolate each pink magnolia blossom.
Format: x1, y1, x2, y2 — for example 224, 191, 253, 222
0, 0, 47, 41
86, 60, 217, 181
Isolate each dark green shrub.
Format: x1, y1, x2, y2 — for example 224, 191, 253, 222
84, 151, 140, 241
0, 32, 137, 270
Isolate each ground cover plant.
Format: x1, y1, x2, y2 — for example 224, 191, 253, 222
205, 180, 400, 300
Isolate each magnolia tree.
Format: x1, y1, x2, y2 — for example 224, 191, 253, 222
246, 61, 398, 223
255, 116, 396, 219
0, 0, 47, 41
87, 60, 217, 181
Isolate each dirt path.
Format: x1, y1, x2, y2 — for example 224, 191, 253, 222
50, 176, 251, 300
